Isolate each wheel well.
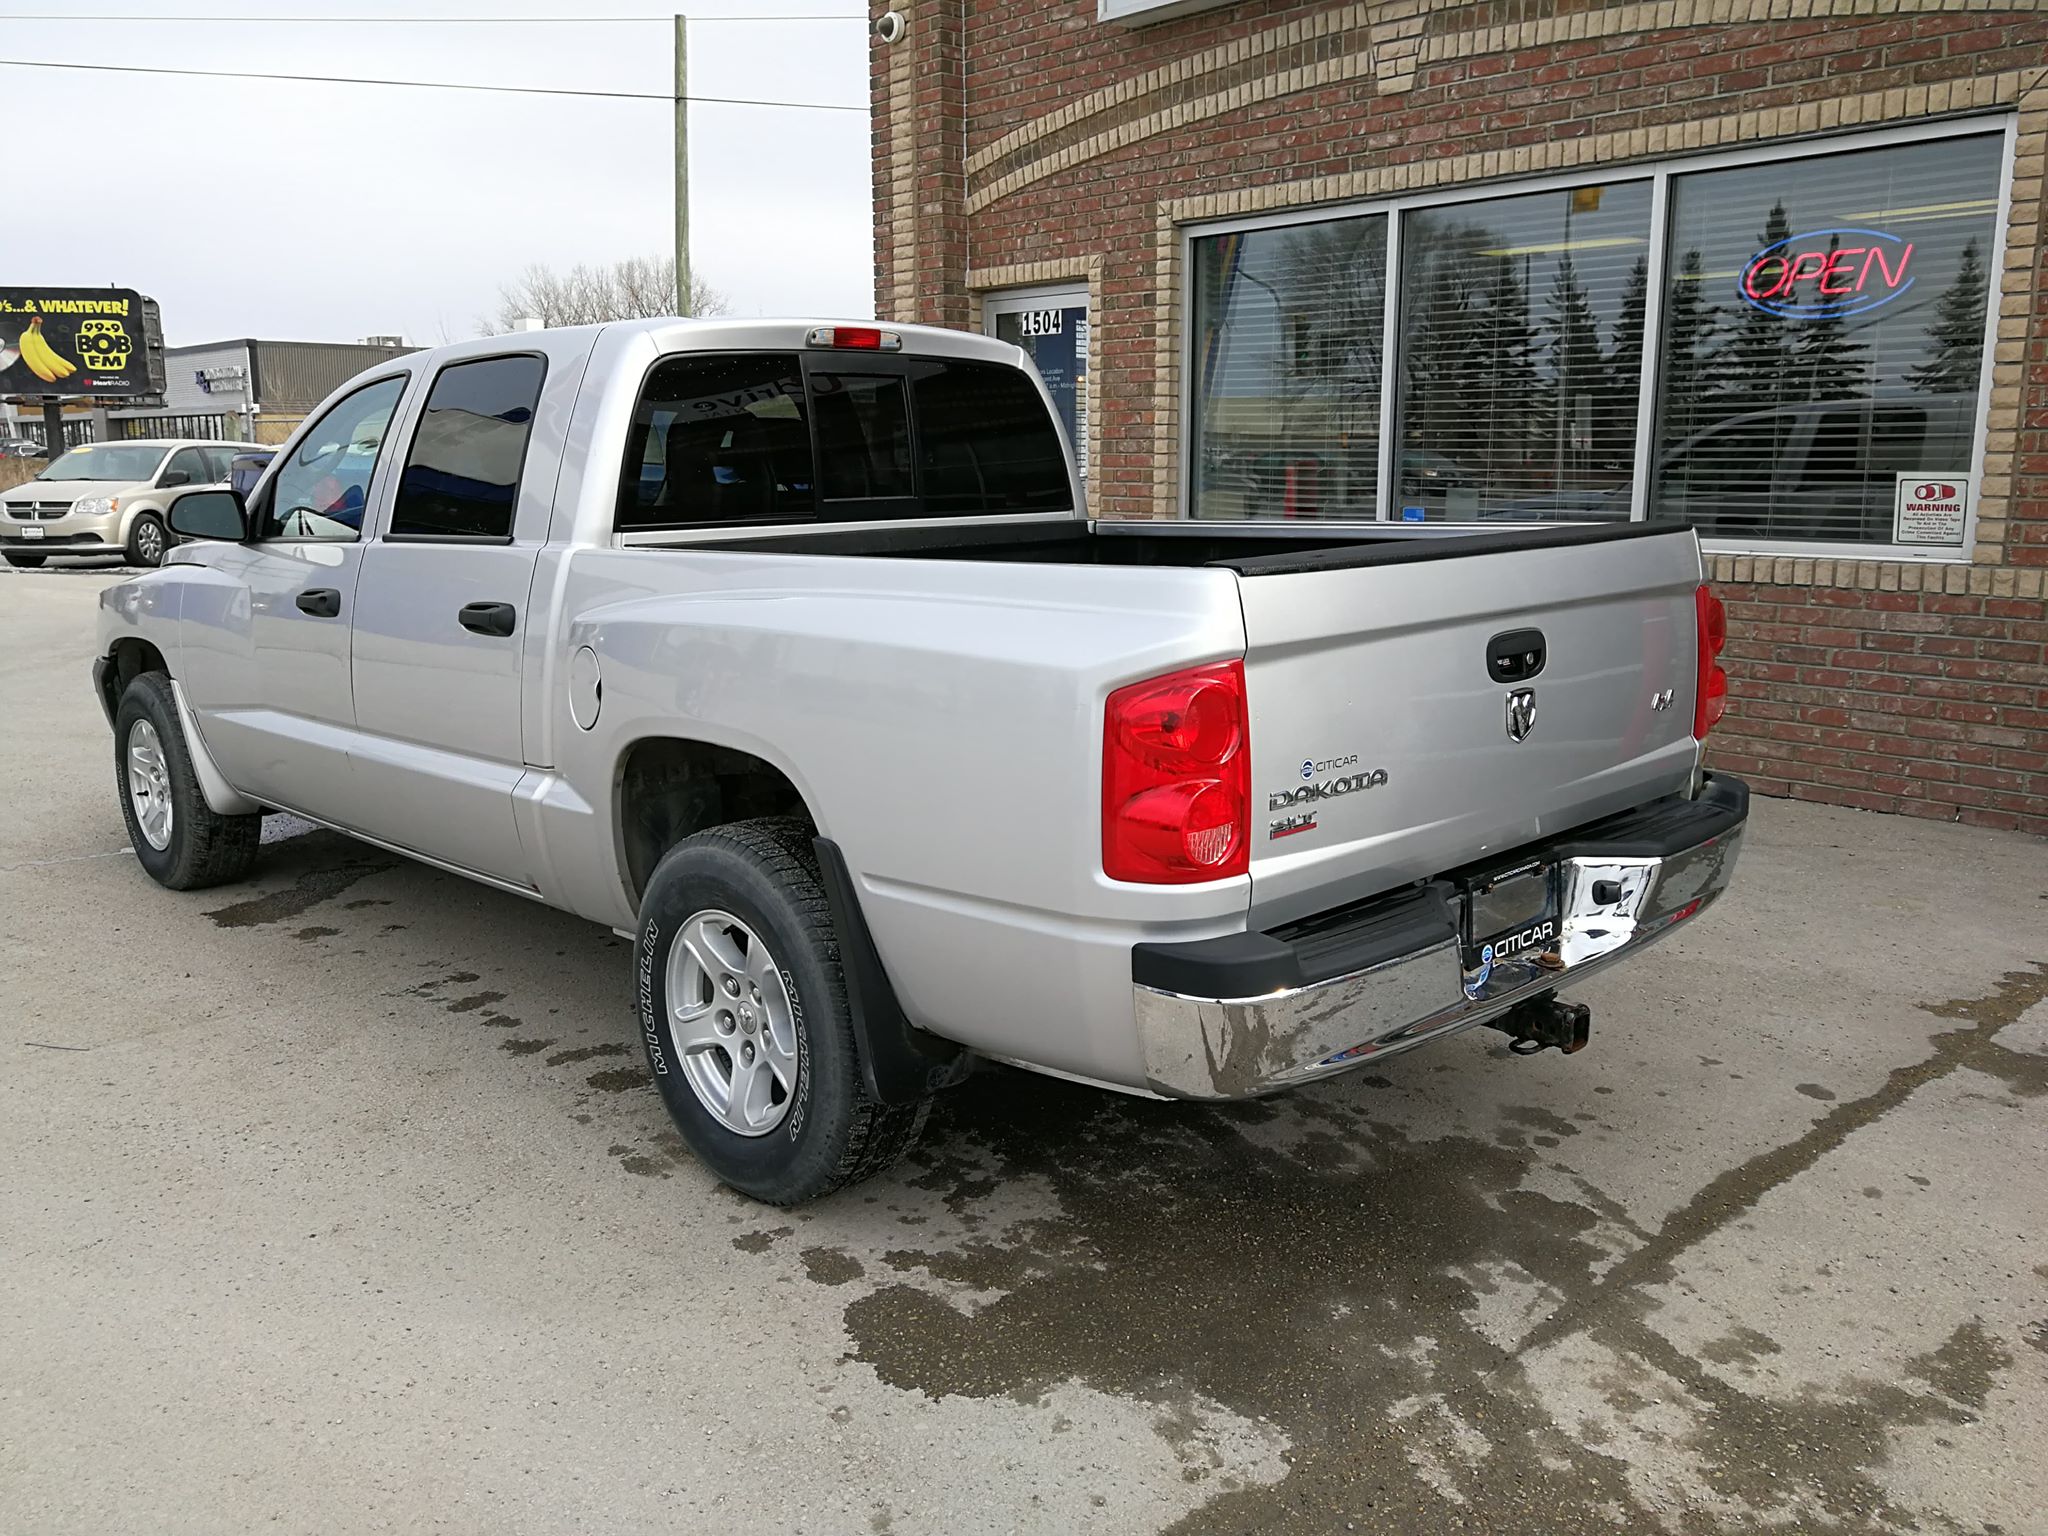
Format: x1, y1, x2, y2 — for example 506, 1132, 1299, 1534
617, 737, 813, 906
104, 638, 169, 715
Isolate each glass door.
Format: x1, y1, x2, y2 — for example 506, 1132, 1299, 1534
984, 287, 1090, 485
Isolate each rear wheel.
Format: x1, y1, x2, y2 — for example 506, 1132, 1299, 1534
126, 512, 167, 567
113, 672, 261, 890
3, 552, 46, 569
633, 817, 928, 1204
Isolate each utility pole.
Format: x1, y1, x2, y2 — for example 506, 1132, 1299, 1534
674, 14, 691, 317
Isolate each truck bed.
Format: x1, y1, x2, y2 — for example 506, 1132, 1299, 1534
713, 513, 1678, 575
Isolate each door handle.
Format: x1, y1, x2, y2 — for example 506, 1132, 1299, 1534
458, 601, 518, 638
296, 588, 341, 618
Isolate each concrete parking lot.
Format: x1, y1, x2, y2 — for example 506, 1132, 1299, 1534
3, 564, 2045, 1535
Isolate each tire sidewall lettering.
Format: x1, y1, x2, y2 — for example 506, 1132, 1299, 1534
640, 915, 670, 1075
783, 965, 810, 1141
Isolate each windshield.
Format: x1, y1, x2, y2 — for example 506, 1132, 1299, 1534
35, 444, 169, 482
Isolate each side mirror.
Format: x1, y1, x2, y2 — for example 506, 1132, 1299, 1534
168, 489, 247, 542
160, 469, 193, 487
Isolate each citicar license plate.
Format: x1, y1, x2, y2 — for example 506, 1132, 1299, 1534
1463, 860, 1558, 977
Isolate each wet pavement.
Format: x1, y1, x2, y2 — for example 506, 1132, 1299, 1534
4, 568, 2045, 1534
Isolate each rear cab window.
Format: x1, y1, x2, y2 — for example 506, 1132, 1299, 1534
615, 349, 1071, 532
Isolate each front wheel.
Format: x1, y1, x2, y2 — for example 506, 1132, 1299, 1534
4, 551, 46, 568
113, 672, 261, 889
633, 817, 928, 1204
126, 512, 167, 567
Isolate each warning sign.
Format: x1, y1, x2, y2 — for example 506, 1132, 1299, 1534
1893, 473, 1972, 547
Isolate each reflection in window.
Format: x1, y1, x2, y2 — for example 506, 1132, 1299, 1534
616, 354, 814, 529
1189, 214, 1387, 520
1649, 134, 1999, 543
391, 354, 546, 539
261, 375, 406, 541
912, 360, 1072, 514
1397, 181, 1653, 523
813, 373, 913, 501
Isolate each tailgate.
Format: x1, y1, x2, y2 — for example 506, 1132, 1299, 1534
1228, 524, 1704, 927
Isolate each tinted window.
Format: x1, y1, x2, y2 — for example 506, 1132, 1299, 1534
390, 355, 546, 539
229, 453, 272, 498
812, 372, 913, 501
259, 375, 407, 542
912, 359, 1070, 513
162, 447, 211, 486
617, 353, 814, 530
1649, 134, 2000, 543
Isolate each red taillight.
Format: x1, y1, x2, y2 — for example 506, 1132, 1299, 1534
1694, 584, 1728, 739
1103, 661, 1250, 884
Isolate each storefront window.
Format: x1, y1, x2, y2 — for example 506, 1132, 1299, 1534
1396, 181, 1652, 522
1184, 124, 2003, 550
1189, 213, 1387, 519
1648, 135, 2001, 545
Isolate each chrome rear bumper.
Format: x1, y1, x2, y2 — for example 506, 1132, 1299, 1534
1132, 776, 1748, 1099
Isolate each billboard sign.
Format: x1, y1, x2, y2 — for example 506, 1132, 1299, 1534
0, 288, 165, 397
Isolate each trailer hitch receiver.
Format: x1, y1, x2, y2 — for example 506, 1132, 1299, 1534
1488, 994, 1591, 1056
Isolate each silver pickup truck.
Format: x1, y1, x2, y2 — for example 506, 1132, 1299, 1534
93, 318, 1747, 1203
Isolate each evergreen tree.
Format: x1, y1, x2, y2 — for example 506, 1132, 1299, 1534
1654, 248, 1717, 463
1603, 257, 1648, 469
1907, 238, 1988, 397
1473, 256, 1538, 482
1544, 253, 1603, 480
1714, 202, 1796, 416
1791, 233, 1869, 402
1402, 242, 1481, 470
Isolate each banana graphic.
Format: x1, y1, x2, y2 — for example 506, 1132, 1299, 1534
19, 318, 78, 384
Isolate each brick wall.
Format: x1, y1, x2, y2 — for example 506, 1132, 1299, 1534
875, 0, 2048, 832
1708, 560, 2048, 835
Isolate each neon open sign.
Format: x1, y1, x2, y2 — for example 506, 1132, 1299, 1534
1737, 227, 1914, 320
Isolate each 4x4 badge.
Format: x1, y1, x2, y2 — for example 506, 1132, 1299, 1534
1506, 688, 1537, 743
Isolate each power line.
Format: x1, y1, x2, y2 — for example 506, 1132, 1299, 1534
0, 56, 865, 108
0, 10, 865, 18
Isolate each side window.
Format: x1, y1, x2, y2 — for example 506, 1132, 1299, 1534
230, 453, 271, 498
161, 447, 210, 487
199, 446, 238, 482
616, 353, 814, 530
389, 355, 547, 540
811, 372, 913, 502
258, 375, 407, 542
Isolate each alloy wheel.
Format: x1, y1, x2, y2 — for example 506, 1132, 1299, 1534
666, 908, 800, 1136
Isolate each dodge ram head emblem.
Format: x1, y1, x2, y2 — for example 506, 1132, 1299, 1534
1506, 688, 1537, 742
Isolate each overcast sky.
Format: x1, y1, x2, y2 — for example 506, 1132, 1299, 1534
1, 2, 874, 347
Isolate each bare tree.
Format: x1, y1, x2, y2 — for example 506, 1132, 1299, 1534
486, 256, 729, 333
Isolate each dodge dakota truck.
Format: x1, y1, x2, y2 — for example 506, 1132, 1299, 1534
93, 319, 1747, 1204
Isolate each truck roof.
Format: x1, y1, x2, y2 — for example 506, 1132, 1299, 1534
408, 317, 1024, 373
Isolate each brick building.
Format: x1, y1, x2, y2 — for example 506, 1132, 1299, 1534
870, 0, 2048, 835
